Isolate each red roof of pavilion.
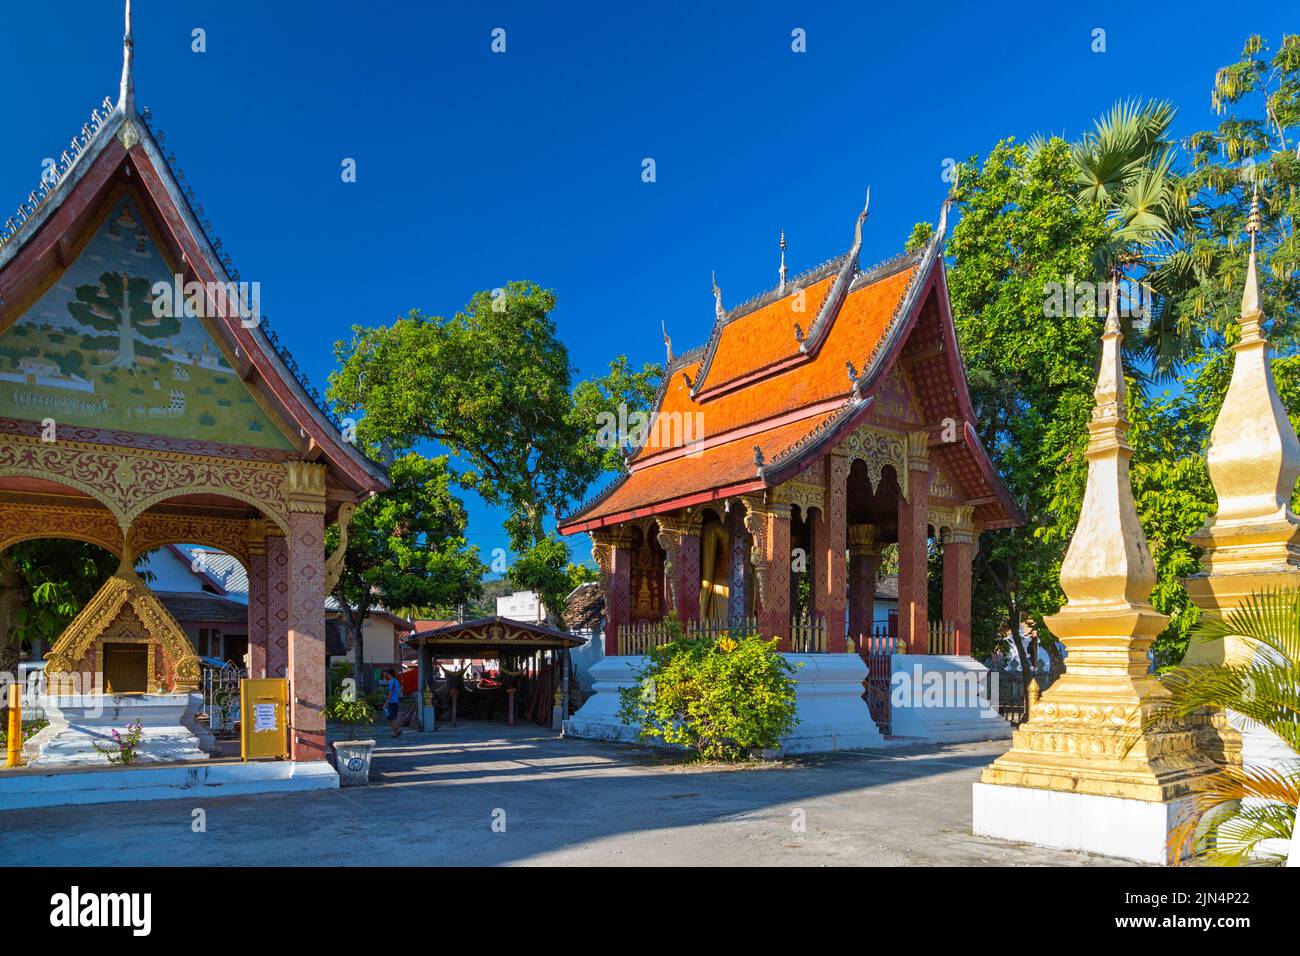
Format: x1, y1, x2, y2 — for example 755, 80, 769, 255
560, 206, 1023, 534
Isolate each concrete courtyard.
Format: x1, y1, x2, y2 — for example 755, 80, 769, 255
1, 725, 1117, 866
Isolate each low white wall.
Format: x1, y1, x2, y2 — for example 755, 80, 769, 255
564, 652, 885, 755
888, 655, 1011, 743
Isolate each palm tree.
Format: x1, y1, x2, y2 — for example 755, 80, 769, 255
1066, 99, 1207, 379
1136, 588, 1300, 865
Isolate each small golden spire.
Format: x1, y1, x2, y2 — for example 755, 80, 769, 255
1242, 182, 1262, 321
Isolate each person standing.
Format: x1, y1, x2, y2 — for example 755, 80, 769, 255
382, 668, 402, 739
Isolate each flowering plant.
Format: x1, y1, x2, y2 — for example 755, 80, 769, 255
93, 721, 145, 765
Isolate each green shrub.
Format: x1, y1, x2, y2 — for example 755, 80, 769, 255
617, 629, 798, 761
325, 695, 375, 740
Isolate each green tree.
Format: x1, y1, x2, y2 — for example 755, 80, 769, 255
328, 281, 661, 619
0, 541, 119, 672
327, 453, 484, 688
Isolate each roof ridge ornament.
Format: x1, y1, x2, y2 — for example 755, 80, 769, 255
851, 188, 871, 257
662, 320, 673, 365
936, 166, 959, 240
711, 271, 726, 322
118, 0, 135, 114
779, 230, 787, 294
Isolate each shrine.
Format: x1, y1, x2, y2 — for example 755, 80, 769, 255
0, 5, 388, 767
559, 192, 1022, 748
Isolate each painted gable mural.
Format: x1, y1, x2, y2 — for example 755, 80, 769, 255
0, 197, 291, 449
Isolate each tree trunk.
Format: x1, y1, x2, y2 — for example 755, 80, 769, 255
0, 553, 25, 674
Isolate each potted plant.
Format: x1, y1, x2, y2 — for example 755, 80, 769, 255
326, 694, 376, 786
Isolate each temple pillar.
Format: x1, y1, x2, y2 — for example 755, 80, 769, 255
816, 453, 849, 652
847, 523, 880, 646
593, 532, 630, 656
285, 463, 327, 762
246, 523, 268, 679
755, 503, 792, 650
265, 532, 290, 679
942, 508, 976, 657
898, 431, 930, 653
658, 520, 701, 622
727, 505, 749, 622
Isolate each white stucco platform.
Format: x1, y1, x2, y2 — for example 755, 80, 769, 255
888, 655, 1012, 743
0, 760, 338, 811
564, 653, 886, 754
972, 781, 1196, 864
24, 692, 212, 768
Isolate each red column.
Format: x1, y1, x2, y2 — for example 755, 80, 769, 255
286, 464, 327, 762
265, 533, 290, 679
758, 505, 793, 650
246, 541, 268, 679
943, 526, 975, 657
847, 523, 879, 646
595, 535, 629, 656
898, 433, 930, 653
676, 533, 701, 622
817, 454, 848, 652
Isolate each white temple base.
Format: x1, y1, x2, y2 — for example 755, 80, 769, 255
563, 656, 647, 744
24, 693, 210, 768
972, 782, 1197, 864
564, 653, 886, 754
0, 760, 337, 811
888, 655, 1012, 743
778, 653, 885, 753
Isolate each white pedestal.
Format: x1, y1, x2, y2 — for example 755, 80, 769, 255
563, 653, 886, 754
972, 782, 1197, 864
24, 693, 210, 768
779, 653, 885, 754
563, 656, 647, 743
889, 655, 1012, 743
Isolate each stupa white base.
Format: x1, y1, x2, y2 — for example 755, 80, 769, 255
972, 781, 1196, 864
565, 653, 886, 754
889, 655, 1012, 743
24, 693, 210, 768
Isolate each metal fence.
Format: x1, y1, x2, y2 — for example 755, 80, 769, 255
202, 662, 245, 736
983, 666, 1058, 725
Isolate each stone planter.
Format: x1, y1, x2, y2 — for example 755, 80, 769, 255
331, 739, 376, 787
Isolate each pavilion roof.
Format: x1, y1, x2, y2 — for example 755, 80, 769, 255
405, 616, 585, 654
560, 208, 1023, 533
0, 31, 388, 503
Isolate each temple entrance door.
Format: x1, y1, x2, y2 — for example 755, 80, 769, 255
103, 642, 149, 693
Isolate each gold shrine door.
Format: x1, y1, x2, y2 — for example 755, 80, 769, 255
102, 643, 149, 694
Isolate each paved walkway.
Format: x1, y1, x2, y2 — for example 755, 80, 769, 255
2, 725, 1113, 866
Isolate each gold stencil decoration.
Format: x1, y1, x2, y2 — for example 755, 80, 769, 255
45, 562, 201, 692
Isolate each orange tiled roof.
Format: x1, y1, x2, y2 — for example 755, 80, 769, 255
562, 219, 1023, 533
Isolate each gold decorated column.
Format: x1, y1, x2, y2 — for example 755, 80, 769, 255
1182, 188, 1300, 763
973, 281, 1214, 864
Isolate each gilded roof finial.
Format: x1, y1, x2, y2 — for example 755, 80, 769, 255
1242, 182, 1262, 320
711, 271, 725, 322
779, 229, 787, 294
118, 0, 135, 113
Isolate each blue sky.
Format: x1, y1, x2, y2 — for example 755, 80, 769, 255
0, 1, 1291, 574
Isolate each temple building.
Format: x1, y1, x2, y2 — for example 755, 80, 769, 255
559, 194, 1022, 746
0, 5, 386, 766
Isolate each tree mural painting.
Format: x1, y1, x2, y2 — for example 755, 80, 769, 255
70, 271, 178, 372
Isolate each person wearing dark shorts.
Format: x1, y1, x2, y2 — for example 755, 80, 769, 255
382, 668, 402, 738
